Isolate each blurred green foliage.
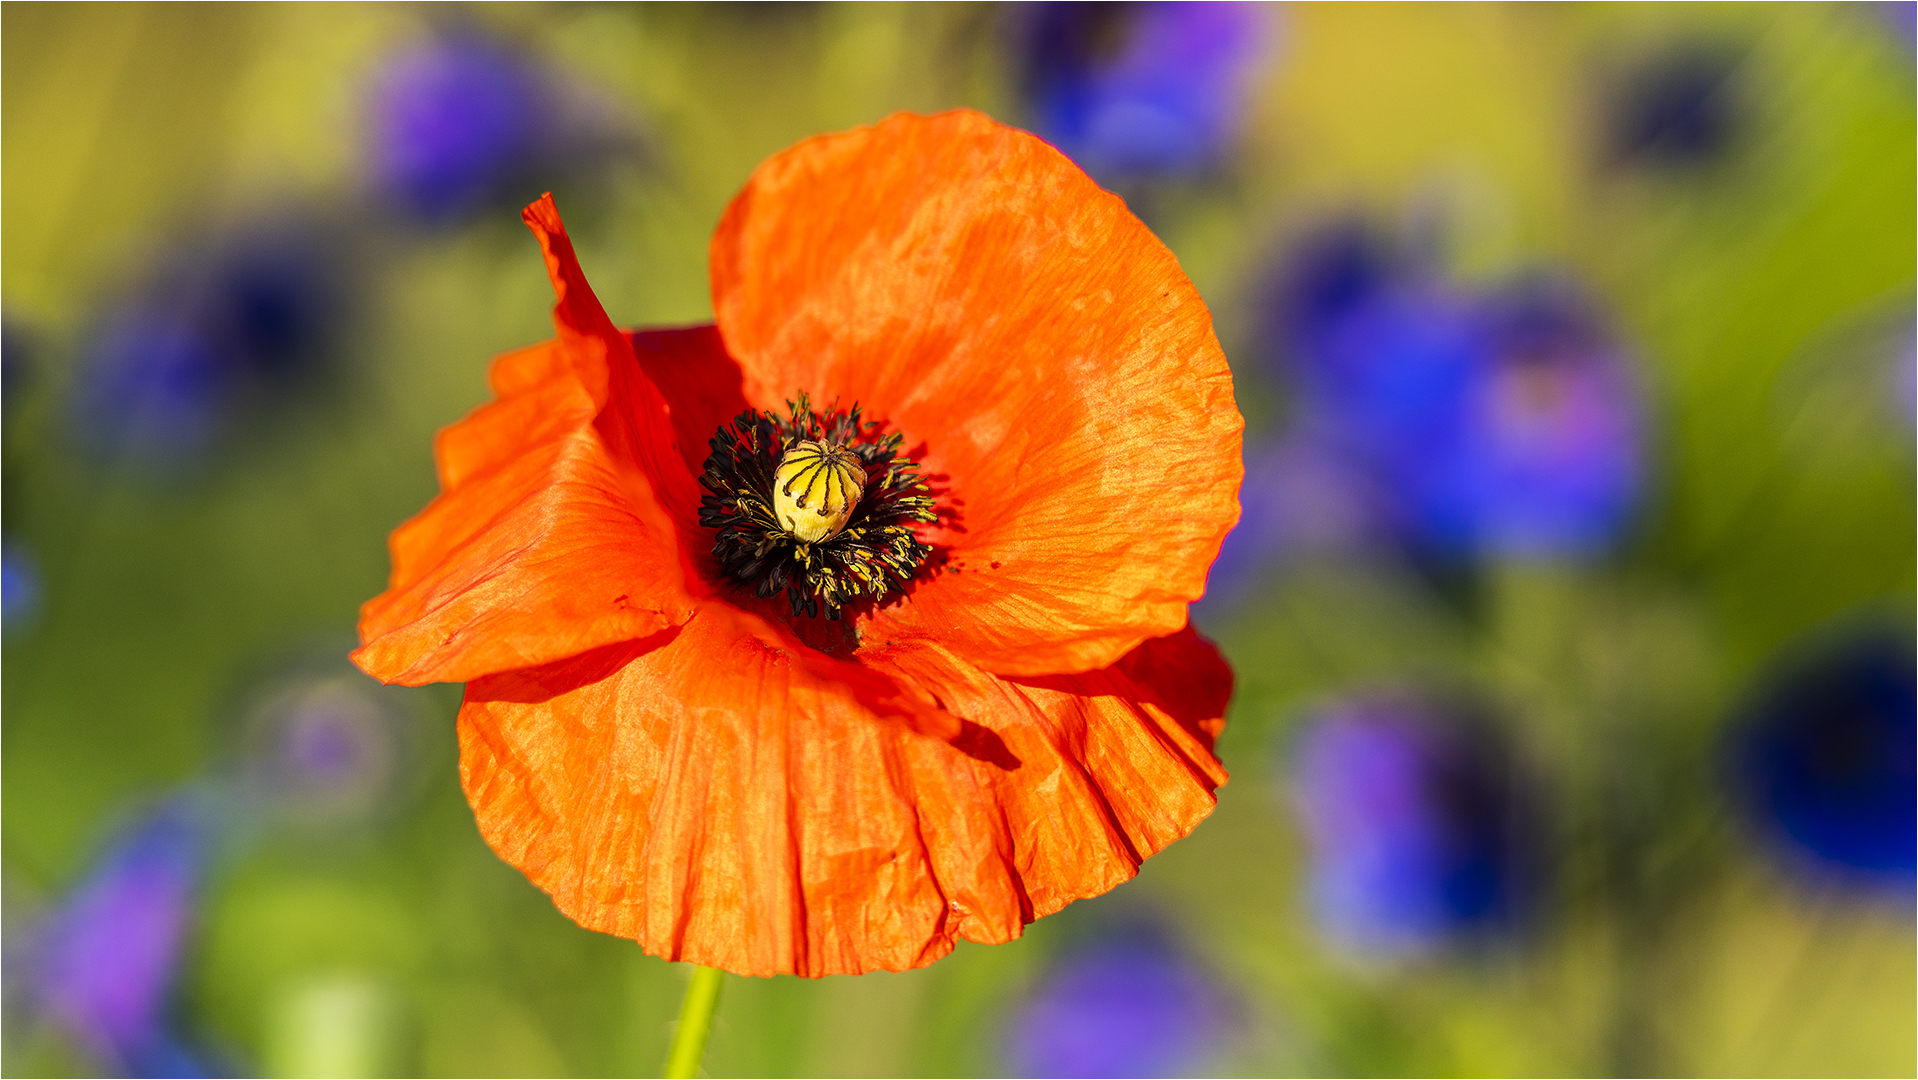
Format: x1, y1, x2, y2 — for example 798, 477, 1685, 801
3, 3, 1911, 1077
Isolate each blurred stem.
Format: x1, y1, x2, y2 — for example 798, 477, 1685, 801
663, 965, 725, 1079
1489, 562, 1668, 1075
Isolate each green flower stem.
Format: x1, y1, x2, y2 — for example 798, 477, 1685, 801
662, 965, 725, 1079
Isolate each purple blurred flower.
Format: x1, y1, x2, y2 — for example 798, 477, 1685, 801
1264, 223, 1644, 565
1408, 282, 1645, 558
75, 305, 232, 465
1003, 925, 1227, 1078
36, 797, 218, 1076
1730, 628, 1916, 888
1307, 289, 1488, 486
366, 35, 552, 225
73, 221, 349, 468
1289, 698, 1530, 958
1194, 224, 1460, 604
1271, 221, 1485, 501
1019, 2, 1270, 182
241, 676, 406, 828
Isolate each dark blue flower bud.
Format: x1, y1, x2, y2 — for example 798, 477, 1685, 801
1603, 43, 1743, 169
1730, 627, 1916, 888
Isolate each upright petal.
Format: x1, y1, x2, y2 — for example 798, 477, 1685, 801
710, 110, 1242, 676
354, 197, 696, 685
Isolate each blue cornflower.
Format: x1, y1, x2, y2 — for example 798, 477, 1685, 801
1003, 923, 1227, 1078
1731, 629, 1916, 888
1304, 287, 1488, 500
1019, 2, 1270, 182
1407, 281, 1645, 559
1271, 220, 1485, 497
1288, 698, 1529, 958
35, 796, 220, 1077
1267, 223, 1644, 563
366, 35, 551, 225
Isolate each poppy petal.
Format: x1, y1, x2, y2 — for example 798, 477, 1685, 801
710, 110, 1242, 675
624, 324, 752, 538
458, 611, 1229, 977
354, 199, 699, 685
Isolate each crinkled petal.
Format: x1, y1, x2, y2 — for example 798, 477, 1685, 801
710, 110, 1242, 675
458, 614, 1229, 977
354, 197, 697, 685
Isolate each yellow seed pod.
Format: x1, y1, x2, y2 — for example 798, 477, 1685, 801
773, 440, 865, 543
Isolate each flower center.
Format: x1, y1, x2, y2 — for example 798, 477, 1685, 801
773, 440, 865, 543
698, 393, 936, 620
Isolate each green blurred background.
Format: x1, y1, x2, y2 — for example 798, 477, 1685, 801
3, 3, 1912, 1077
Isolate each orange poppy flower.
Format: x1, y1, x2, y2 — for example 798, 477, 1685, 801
353, 110, 1242, 977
